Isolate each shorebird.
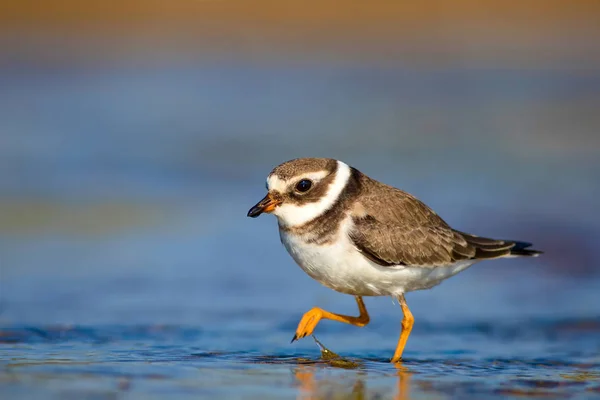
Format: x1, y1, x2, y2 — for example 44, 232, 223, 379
248, 158, 541, 362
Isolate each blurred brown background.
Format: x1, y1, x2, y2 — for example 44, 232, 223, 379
3, 0, 600, 67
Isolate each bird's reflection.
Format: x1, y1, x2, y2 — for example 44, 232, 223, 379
394, 363, 411, 400
294, 336, 412, 400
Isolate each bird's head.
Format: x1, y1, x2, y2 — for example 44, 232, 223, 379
247, 158, 352, 228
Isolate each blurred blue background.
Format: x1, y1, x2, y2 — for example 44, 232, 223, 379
1, 1, 599, 398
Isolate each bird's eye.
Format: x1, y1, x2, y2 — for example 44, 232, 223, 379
295, 179, 313, 193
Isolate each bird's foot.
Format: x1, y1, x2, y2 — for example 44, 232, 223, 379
291, 307, 323, 342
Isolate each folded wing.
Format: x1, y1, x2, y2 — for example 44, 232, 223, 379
348, 176, 541, 268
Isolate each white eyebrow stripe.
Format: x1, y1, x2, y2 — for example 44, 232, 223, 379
272, 160, 351, 227
267, 170, 330, 192
300, 170, 329, 182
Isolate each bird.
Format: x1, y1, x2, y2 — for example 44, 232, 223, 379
247, 158, 541, 363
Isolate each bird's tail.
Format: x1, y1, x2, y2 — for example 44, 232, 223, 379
508, 240, 543, 257
455, 231, 543, 260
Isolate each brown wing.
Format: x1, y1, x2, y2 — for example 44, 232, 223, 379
348, 174, 540, 267
350, 215, 471, 267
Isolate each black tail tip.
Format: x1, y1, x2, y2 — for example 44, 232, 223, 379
511, 241, 543, 256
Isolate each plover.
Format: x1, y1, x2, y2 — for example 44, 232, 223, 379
247, 158, 541, 362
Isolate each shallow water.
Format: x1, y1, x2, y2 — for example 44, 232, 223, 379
2, 260, 600, 398
1, 57, 600, 398
2, 313, 600, 399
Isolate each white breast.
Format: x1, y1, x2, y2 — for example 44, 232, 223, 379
279, 216, 477, 297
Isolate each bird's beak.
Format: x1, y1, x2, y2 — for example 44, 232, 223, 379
247, 192, 282, 218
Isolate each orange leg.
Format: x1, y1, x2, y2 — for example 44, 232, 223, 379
292, 296, 370, 342
391, 294, 414, 363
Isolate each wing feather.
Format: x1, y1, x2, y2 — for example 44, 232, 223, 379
348, 176, 466, 267
347, 174, 539, 267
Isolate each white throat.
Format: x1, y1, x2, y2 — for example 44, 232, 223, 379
271, 160, 351, 228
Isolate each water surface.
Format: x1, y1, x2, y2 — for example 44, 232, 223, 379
1, 58, 599, 398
